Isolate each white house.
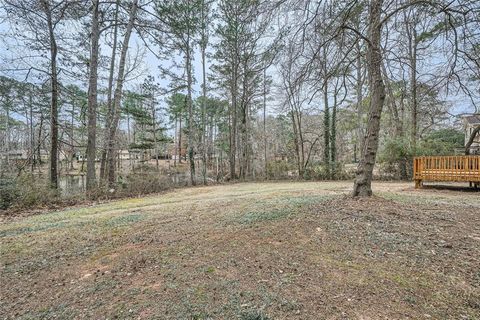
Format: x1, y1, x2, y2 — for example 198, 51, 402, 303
463, 114, 480, 154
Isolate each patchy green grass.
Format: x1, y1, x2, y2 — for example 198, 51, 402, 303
237, 208, 293, 224
1, 181, 479, 319
377, 185, 480, 208
235, 195, 335, 225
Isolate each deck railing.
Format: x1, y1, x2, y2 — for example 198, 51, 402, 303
413, 156, 480, 188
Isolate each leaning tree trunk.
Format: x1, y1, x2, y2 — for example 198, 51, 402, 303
42, 0, 59, 190
106, 0, 138, 187
100, 0, 120, 182
352, 0, 386, 197
86, 0, 100, 191
465, 125, 480, 155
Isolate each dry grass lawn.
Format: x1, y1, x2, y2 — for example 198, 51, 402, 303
1, 181, 479, 319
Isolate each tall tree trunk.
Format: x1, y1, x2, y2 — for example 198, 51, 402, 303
106, 0, 138, 187
37, 114, 44, 166
152, 99, 159, 169
296, 105, 305, 175
240, 78, 248, 180
355, 41, 364, 162
4, 100, 9, 165
42, 0, 59, 190
352, 0, 386, 197
330, 94, 337, 178
201, 65, 207, 184
100, 0, 120, 182
323, 81, 330, 179
178, 116, 182, 164
86, 0, 100, 191
29, 91, 35, 171
290, 110, 302, 177
383, 63, 408, 180
200, 1, 208, 185
407, 16, 418, 154
229, 62, 238, 180
174, 117, 177, 167
263, 67, 267, 178
69, 96, 75, 171
404, 8, 418, 156
186, 33, 196, 186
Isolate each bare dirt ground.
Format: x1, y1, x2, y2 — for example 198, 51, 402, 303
1, 181, 479, 319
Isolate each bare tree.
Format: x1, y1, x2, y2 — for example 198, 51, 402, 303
352, 0, 386, 197
105, 0, 139, 187
1, 0, 79, 189
156, 0, 200, 186
100, 0, 120, 182
86, 0, 100, 191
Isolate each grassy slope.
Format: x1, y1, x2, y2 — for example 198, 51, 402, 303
1, 181, 479, 319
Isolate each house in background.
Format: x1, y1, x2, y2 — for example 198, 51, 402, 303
166, 142, 186, 161
0, 149, 28, 161
463, 114, 480, 154
118, 149, 132, 160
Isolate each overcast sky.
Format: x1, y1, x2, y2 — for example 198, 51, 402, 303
0, 10, 477, 131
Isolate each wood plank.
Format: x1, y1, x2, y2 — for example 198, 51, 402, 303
412, 156, 480, 183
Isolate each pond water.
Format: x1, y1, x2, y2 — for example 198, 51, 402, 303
58, 172, 200, 196
59, 175, 86, 196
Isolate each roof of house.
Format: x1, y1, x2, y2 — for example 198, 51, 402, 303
464, 114, 480, 124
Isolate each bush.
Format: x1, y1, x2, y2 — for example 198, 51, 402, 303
305, 162, 353, 180
86, 170, 175, 200
0, 167, 177, 213
0, 173, 60, 211
15, 174, 60, 208
266, 160, 296, 180
331, 162, 355, 180
378, 129, 464, 179
120, 172, 173, 196
0, 177, 18, 210
378, 137, 412, 180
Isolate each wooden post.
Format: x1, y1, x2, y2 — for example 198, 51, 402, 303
415, 179, 422, 189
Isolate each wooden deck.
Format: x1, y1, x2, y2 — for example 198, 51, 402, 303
413, 156, 480, 188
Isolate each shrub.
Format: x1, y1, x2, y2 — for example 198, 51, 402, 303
0, 177, 18, 210
0, 167, 177, 213
0, 173, 60, 211
306, 162, 353, 180
266, 160, 296, 180
331, 162, 355, 180
378, 137, 412, 180
120, 172, 173, 196
378, 129, 464, 179
15, 174, 60, 207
